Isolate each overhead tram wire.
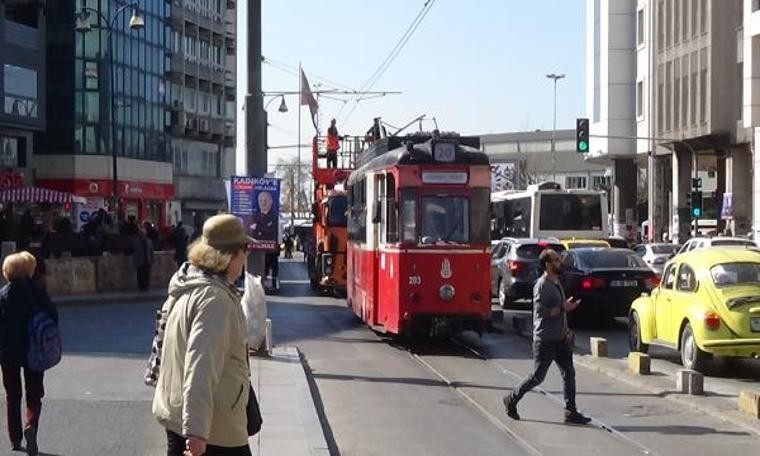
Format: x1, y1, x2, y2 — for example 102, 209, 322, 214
263, 56, 357, 92
340, 0, 436, 123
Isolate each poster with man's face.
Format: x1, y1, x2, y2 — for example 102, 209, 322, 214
230, 176, 281, 251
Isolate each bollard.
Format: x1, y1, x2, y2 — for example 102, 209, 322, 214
738, 390, 760, 419
590, 337, 608, 357
628, 352, 651, 375
676, 369, 704, 395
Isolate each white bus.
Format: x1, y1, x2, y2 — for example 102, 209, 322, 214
491, 182, 609, 241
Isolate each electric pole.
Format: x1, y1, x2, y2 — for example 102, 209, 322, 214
245, 0, 266, 275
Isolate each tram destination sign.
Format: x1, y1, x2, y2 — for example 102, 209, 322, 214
421, 171, 468, 184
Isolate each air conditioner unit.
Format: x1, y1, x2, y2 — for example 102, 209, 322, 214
185, 117, 197, 129
199, 119, 210, 132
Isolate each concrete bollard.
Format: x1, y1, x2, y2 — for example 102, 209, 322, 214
590, 337, 608, 357
628, 352, 651, 375
738, 390, 760, 419
264, 318, 273, 356
676, 369, 704, 395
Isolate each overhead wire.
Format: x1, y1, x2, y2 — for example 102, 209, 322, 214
339, 0, 436, 124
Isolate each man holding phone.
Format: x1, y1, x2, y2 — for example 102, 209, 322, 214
503, 249, 592, 425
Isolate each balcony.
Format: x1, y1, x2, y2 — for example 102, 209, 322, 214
4, 20, 40, 50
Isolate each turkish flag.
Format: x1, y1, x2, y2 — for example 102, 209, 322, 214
300, 68, 319, 131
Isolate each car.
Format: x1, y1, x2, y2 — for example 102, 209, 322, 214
675, 237, 757, 256
561, 239, 611, 250
490, 238, 565, 307
560, 248, 659, 320
633, 243, 680, 275
629, 249, 760, 372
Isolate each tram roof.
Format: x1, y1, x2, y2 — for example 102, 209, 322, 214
348, 135, 489, 184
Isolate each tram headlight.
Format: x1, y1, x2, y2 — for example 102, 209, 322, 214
439, 284, 455, 302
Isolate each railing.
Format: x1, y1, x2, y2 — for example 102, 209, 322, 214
312, 135, 368, 172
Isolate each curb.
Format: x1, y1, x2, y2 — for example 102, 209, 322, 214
573, 354, 760, 438
53, 290, 167, 307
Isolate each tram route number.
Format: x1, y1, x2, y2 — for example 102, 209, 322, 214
408, 276, 422, 285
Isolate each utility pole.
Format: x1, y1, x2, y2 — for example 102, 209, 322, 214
546, 73, 565, 183
245, 0, 266, 275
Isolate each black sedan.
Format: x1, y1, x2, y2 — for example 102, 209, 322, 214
560, 248, 659, 320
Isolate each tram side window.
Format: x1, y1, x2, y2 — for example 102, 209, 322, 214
385, 174, 398, 243
470, 188, 490, 245
400, 188, 416, 244
348, 178, 367, 243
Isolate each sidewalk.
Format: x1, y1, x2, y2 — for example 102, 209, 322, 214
250, 346, 331, 456
52, 288, 167, 306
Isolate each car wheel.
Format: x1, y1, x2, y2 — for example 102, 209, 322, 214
628, 312, 649, 354
680, 323, 709, 372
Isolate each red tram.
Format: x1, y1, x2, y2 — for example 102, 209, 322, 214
346, 134, 492, 337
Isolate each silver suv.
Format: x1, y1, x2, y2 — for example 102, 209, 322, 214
490, 238, 565, 307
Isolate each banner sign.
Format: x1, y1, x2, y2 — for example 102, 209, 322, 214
230, 176, 281, 251
721, 192, 733, 220
490, 162, 517, 191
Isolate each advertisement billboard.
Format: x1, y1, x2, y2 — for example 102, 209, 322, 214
230, 176, 281, 251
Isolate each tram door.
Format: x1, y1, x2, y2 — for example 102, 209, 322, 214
375, 173, 400, 331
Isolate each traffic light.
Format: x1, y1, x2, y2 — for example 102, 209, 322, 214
691, 177, 702, 189
691, 190, 703, 218
576, 118, 589, 153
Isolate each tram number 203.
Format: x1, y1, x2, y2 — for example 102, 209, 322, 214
408, 276, 422, 286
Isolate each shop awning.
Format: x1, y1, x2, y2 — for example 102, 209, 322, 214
0, 187, 87, 204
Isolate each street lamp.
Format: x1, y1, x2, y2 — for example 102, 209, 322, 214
76, 2, 144, 211
264, 94, 288, 113
546, 73, 565, 183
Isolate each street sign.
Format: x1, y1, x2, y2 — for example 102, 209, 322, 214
692, 177, 702, 189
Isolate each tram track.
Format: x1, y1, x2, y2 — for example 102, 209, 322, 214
398, 335, 661, 456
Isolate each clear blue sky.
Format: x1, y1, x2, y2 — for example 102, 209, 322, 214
258, 0, 586, 163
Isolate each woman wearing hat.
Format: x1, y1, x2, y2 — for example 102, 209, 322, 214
152, 214, 254, 456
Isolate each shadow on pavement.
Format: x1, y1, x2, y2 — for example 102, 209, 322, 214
612, 424, 749, 436
311, 371, 510, 392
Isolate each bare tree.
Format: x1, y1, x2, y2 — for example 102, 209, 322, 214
274, 157, 312, 216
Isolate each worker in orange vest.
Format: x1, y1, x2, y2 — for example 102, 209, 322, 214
326, 118, 340, 169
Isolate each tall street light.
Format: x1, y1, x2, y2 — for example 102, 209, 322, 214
546, 73, 565, 183
76, 2, 144, 211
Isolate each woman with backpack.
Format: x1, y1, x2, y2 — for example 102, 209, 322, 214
152, 214, 255, 456
0, 252, 58, 455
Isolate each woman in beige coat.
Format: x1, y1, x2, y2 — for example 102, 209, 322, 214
153, 214, 253, 456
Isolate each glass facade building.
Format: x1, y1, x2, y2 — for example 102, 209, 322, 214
43, 0, 171, 163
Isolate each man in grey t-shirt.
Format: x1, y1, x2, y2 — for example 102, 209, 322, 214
503, 249, 591, 425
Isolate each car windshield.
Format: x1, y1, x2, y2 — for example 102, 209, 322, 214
575, 250, 648, 269
651, 244, 678, 254
710, 262, 760, 288
516, 243, 565, 259
327, 195, 348, 226
420, 196, 469, 244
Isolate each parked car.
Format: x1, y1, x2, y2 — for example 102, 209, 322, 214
633, 243, 680, 275
490, 238, 565, 307
607, 236, 630, 249
675, 237, 757, 256
560, 248, 659, 320
629, 248, 760, 372
561, 239, 611, 250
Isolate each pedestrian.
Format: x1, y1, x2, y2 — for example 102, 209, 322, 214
172, 221, 189, 268
284, 235, 293, 259
132, 228, 154, 291
144, 221, 161, 251
264, 250, 280, 290
152, 214, 254, 456
503, 249, 591, 425
326, 118, 341, 169
0, 252, 58, 455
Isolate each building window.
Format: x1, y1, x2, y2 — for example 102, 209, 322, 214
674, 0, 680, 45
637, 8, 645, 46
665, 61, 672, 131
3, 64, 38, 119
700, 48, 708, 122
657, 65, 664, 133
692, 0, 698, 38
0, 136, 20, 167
658, 1, 664, 51
700, 0, 707, 34
682, 0, 689, 41
691, 51, 698, 125
591, 175, 610, 190
666, 0, 672, 47
565, 176, 587, 190
636, 80, 644, 117
753, 0, 760, 12
674, 61, 680, 128
682, 56, 689, 127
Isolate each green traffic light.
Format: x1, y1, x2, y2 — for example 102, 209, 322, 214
692, 208, 702, 217
579, 141, 588, 152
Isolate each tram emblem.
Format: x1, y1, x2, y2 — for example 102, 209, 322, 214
440, 258, 453, 279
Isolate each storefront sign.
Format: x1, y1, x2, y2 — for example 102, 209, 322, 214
230, 175, 281, 252
36, 178, 174, 200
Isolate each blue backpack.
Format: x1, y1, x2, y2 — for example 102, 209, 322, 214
27, 306, 62, 372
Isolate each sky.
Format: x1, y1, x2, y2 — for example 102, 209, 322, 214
249, 0, 586, 166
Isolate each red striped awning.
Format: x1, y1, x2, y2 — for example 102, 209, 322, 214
0, 187, 87, 204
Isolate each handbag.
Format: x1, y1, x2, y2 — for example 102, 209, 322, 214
246, 382, 263, 436
144, 296, 177, 387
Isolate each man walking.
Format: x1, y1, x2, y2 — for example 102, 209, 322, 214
503, 249, 591, 425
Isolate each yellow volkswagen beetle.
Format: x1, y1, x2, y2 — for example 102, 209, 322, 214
629, 248, 760, 372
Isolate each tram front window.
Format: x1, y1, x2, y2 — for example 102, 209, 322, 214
421, 197, 469, 245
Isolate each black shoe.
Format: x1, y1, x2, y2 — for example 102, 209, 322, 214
564, 410, 592, 425
503, 395, 520, 420
23, 426, 37, 456
10, 440, 21, 451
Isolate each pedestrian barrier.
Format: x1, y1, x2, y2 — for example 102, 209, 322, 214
738, 390, 760, 419
676, 369, 704, 395
627, 352, 651, 375
590, 337, 608, 357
